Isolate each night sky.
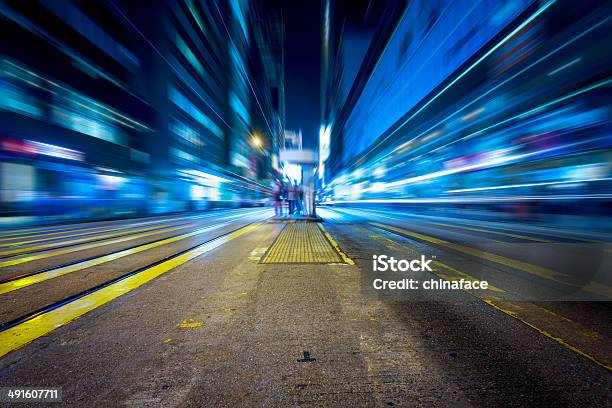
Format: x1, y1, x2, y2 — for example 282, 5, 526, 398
282, 1, 321, 149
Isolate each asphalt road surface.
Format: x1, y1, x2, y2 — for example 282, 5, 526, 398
0, 207, 610, 407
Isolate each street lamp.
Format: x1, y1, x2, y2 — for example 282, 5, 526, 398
251, 134, 263, 148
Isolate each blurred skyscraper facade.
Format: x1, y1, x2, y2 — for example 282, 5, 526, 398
0, 0, 284, 223
321, 0, 611, 223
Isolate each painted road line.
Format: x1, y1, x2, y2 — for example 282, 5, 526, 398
432, 260, 504, 292
436, 219, 610, 244
481, 298, 612, 372
0, 222, 233, 295
0, 223, 199, 269
339, 206, 611, 252
370, 222, 612, 299
0, 220, 180, 247
318, 223, 355, 265
0, 210, 238, 245
428, 221, 554, 243
0, 222, 261, 358
0, 208, 247, 242
370, 222, 567, 281
420, 218, 610, 252
506, 224, 612, 241
0, 209, 271, 269
0, 214, 184, 241
337, 206, 611, 242
334, 208, 503, 243
0, 222, 187, 257
454, 223, 607, 244
367, 223, 612, 371
0, 217, 202, 248
430, 261, 612, 372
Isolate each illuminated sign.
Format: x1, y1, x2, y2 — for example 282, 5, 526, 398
1, 139, 84, 161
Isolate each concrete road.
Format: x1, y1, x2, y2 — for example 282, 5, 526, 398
0, 207, 610, 406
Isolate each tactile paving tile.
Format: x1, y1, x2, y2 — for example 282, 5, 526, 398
261, 223, 343, 264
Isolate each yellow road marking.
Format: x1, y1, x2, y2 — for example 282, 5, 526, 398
495, 227, 603, 244
0, 225, 120, 245
0, 218, 178, 242
0, 220, 185, 248
0, 224, 129, 243
318, 223, 355, 265
481, 299, 611, 372
0, 224, 101, 240
512, 225, 612, 241
0, 222, 260, 358
430, 255, 611, 371
371, 222, 611, 299
0, 222, 231, 295
0, 222, 179, 257
428, 221, 553, 243
433, 260, 504, 292
0, 222, 199, 269
248, 247, 268, 262
340, 207, 610, 243
449, 221, 610, 244
0, 211, 232, 243
367, 225, 611, 371
177, 319, 204, 328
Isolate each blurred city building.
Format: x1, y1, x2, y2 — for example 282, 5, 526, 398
319, 0, 403, 187
0, 0, 285, 222
321, 0, 612, 219
250, 0, 285, 180
279, 129, 303, 184
283, 129, 302, 150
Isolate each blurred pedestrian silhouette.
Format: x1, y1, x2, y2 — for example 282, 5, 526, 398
273, 180, 282, 216
287, 181, 295, 215
294, 183, 302, 215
